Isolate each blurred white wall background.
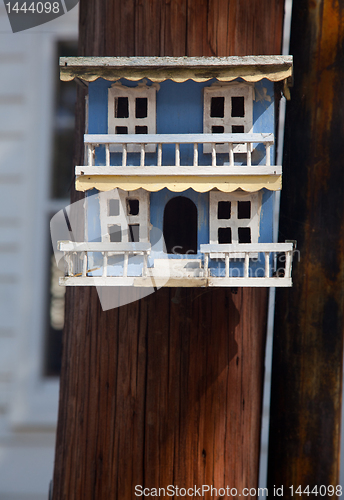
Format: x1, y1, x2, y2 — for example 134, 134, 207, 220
0, 4, 77, 499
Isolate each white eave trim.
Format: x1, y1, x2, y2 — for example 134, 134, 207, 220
75, 166, 282, 176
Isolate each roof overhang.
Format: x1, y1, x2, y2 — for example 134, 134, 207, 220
60, 55, 293, 85
75, 174, 282, 193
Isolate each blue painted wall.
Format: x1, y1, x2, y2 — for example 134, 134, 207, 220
86, 77, 276, 277
86, 187, 274, 277
88, 78, 275, 167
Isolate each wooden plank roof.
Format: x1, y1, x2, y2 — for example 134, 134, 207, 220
60, 55, 293, 84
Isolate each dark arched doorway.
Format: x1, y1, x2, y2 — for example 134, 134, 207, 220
163, 196, 197, 254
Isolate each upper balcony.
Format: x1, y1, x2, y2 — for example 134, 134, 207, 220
75, 132, 282, 193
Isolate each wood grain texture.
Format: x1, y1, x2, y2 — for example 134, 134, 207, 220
78, 0, 284, 58
53, 287, 268, 499
53, 1, 284, 498
268, 0, 344, 494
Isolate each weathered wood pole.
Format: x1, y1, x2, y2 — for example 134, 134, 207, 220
268, 0, 344, 495
52, 1, 285, 499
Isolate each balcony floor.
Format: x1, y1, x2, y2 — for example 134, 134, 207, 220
60, 276, 292, 287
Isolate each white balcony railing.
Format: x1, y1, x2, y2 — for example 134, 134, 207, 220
200, 242, 293, 282
58, 241, 293, 287
58, 241, 151, 279
76, 133, 279, 176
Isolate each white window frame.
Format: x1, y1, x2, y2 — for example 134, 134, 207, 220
209, 191, 260, 258
108, 81, 158, 153
203, 82, 254, 153
99, 188, 150, 244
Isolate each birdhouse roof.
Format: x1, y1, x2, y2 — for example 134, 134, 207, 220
60, 55, 293, 84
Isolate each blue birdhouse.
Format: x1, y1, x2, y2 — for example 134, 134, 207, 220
58, 56, 294, 288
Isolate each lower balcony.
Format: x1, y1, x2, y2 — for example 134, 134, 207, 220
58, 241, 293, 288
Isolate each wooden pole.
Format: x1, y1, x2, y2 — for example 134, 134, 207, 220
53, 1, 284, 499
268, 0, 344, 494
